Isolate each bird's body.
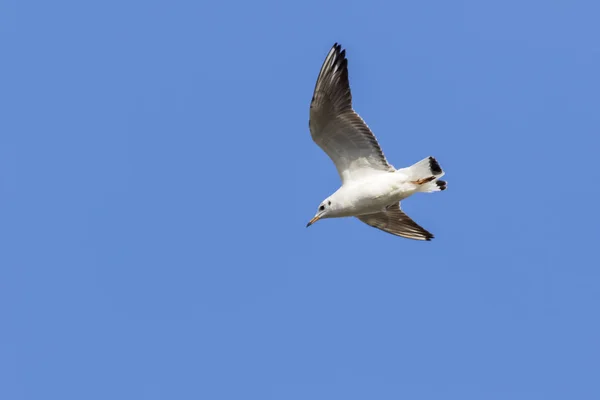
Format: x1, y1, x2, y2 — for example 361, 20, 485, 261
306, 43, 447, 241
326, 171, 427, 218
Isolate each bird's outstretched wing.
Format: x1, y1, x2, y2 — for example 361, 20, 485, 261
356, 203, 434, 241
309, 43, 394, 184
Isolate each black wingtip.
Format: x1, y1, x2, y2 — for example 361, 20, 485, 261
332, 43, 346, 58
429, 157, 443, 175
436, 180, 447, 191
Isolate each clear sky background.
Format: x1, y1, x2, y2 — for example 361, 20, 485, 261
2, 0, 600, 399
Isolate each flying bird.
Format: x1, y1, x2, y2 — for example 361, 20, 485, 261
306, 43, 447, 240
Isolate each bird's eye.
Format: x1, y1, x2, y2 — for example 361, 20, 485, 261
319, 205, 325, 211
328, 201, 331, 206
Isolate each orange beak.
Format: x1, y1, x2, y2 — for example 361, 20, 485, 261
306, 215, 321, 227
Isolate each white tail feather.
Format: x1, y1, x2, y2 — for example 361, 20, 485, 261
397, 156, 447, 193
400, 156, 445, 179
420, 179, 447, 192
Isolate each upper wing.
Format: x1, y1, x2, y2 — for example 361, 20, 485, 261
356, 203, 434, 241
309, 43, 394, 184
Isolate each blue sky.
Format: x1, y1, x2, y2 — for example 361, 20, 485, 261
2, 0, 600, 399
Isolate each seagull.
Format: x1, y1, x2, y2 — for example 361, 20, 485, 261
306, 43, 447, 241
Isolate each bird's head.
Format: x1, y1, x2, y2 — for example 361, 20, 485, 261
306, 198, 335, 227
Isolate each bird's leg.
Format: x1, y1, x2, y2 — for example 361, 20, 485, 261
412, 176, 436, 185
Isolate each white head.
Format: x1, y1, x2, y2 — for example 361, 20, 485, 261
306, 197, 337, 227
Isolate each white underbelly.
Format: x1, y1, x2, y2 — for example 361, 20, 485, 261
338, 174, 417, 216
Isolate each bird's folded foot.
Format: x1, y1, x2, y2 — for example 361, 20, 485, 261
412, 176, 436, 185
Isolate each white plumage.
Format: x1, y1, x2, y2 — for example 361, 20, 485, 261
306, 43, 447, 241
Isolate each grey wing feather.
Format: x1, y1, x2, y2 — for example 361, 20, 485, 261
309, 43, 394, 183
357, 203, 434, 241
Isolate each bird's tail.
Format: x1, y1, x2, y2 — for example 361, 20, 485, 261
401, 156, 447, 192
